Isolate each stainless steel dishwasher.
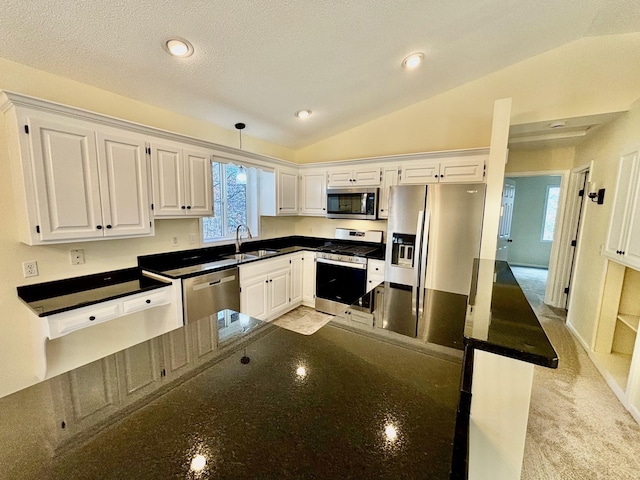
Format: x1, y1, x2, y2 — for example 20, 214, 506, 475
183, 267, 240, 324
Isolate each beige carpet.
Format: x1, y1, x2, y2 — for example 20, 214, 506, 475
512, 267, 640, 480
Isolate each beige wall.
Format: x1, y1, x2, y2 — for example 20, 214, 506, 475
506, 147, 575, 174
568, 97, 640, 347
296, 34, 640, 164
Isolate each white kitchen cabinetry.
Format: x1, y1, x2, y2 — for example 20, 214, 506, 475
300, 170, 327, 215
604, 148, 640, 270
378, 167, 399, 219
240, 256, 292, 321
302, 251, 316, 307
150, 140, 213, 217
399, 155, 485, 185
7, 114, 153, 244
290, 253, 304, 306
328, 166, 381, 187
366, 259, 385, 292
277, 168, 299, 215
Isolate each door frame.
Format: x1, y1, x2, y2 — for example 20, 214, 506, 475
504, 169, 570, 307
550, 163, 592, 309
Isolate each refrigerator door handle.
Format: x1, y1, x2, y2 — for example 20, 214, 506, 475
412, 210, 425, 317
417, 210, 430, 319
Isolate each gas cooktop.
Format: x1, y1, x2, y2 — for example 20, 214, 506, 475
316, 242, 380, 257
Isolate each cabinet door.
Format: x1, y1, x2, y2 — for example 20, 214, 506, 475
96, 132, 152, 237
151, 142, 185, 216
28, 117, 104, 241
300, 172, 327, 215
278, 170, 298, 215
605, 151, 638, 258
290, 254, 303, 305
400, 163, 439, 184
302, 252, 316, 306
116, 339, 162, 405
269, 268, 291, 318
378, 167, 398, 219
184, 148, 213, 216
439, 157, 485, 183
621, 158, 640, 269
240, 275, 269, 320
328, 170, 353, 187
353, 167, 381, 186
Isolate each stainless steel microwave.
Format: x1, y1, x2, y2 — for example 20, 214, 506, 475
326, 188, 378, 220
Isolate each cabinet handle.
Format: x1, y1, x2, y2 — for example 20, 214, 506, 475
181, 206, 186, 209
322, 208, 326, 211
380, 209, 384, 212
146, 299, 151, 304
106, 224, 112, 229
96, 225, 103, 230
187, 206, 191, 209
89, 316, 96, 321
270, 279, 273, 283
265, 280, 268, 283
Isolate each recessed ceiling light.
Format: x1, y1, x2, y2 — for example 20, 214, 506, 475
401, 52, 424, 69
163, 38, 194, 58
295, 110, 312, 119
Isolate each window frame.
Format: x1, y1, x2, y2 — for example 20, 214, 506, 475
540, 184, 560, 243
201, 161, 260, 244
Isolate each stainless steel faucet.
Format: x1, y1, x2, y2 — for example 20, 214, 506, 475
235, 224, 253, 253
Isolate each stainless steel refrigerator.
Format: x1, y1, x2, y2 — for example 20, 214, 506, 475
384, 183, 486, 320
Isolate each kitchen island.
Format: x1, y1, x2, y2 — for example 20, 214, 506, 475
4, 256, 557, 479
0, 311, 461, 479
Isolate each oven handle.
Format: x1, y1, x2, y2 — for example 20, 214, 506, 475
316, 258, 367, 270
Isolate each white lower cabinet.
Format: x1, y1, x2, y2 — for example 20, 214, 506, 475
240, 256, 292, 321
366, 259, 385, 292
302, 252, 316, 307
291, 253, 304, 306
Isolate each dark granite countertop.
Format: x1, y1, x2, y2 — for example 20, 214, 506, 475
0, 311, 461, 479
139, 235, 385, 279
16, 267, 171, 317
464, 259, 558, 368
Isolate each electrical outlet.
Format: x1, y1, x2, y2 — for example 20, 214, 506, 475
172, 236, 179, 246
22, 261, 39, 278
70, 249, 85, 265
189, 233, 197, 244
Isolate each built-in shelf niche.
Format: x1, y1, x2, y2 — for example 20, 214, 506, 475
594, 263, 640, 392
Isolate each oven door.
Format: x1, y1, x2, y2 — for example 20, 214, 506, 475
315, 258, 367, 315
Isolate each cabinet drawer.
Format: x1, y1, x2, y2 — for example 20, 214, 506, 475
51, 303, 121, 338
122, 287, 171, 314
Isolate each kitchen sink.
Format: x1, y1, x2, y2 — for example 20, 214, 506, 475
227, 253, 259, 261
254, 249, 278, 257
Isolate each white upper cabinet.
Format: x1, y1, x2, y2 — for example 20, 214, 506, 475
300, 169, 327, 216
13, 114, 152, 244
277, 168, 299, 215
96, 132, 152, 237
328, 166, 381, 187
150, 140, 213, 217
378, 167, 399, 219
399, 155, 486, 185
605, 148, 640, 270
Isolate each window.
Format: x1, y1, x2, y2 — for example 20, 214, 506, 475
202, 162, 258, 243
541, 185, 560, 242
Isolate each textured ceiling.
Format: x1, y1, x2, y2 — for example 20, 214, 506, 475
0, 0, 638, 149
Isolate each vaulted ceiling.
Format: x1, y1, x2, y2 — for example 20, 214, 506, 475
1, 0, 639, 149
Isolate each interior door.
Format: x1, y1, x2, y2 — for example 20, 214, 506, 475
496, 179, 516, 261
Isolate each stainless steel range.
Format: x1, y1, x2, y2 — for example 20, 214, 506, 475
315, 229, 383, 315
